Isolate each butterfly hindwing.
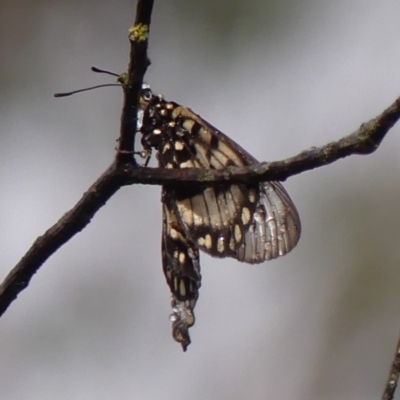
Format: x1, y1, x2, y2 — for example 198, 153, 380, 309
158, 107, 301, 263
170, 183, 257, 259
162, 191, 201, 302
162, 191, 201, 351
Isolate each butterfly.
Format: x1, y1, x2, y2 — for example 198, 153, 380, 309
138, 84, 301, 350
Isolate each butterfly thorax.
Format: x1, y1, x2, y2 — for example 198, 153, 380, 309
140, 91, 186, 167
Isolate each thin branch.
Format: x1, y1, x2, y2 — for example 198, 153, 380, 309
0, 163, 121, 316
0, 0, 154, 317
116, 0, 153, 165
382, 332, 400, 400
1, 1, 399, 397
117, 94, 400, 186
1, 89, 400, 317
1, 0, 399, 396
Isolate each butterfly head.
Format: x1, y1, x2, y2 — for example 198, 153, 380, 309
137, 83, 165, 131
139, 82, 154, 106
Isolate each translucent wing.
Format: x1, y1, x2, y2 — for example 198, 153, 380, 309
157, 106, 301, 263
172, 182, 300, 263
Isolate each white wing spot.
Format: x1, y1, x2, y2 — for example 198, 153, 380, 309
163, 143, 171, 153
204, 234, 212, 250
198, 237, 206, 246
241, 207, 251, 225
234, 225, 242, 242
193, 212, 203, 226
179, 280, 186, 297
180, 160, 194, 168
179, 252, 186, 264
166, 163, 174, 169
229, 237, 236, 251
170, 228, 178, 239
217, 236, 225, 253
199, 127, 212, 144
175, 141, 184, 151
182, 119, 194, 131
248, 189, 257, 203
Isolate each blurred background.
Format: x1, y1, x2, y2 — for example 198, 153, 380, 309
1, 1, 400, 399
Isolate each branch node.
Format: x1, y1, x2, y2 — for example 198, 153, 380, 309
129, 23, 149, 42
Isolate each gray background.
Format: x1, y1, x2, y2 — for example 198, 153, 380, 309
1, 1, 400, 399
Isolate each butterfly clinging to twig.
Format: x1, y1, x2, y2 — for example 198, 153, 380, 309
138, 84, 301, 351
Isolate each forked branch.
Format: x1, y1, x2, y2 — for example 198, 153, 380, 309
0, 1, 399, 398
1, 79, 399, 318
118, 95, 400, 186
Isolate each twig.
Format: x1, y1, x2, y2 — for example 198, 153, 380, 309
117, 94, 400, 186
116, 0, 153, 165
0, 0, 154, 316
0, 164, 120, 316
0, 90, 399, 317
1, 5, 400, 394
382, 332, 400, 400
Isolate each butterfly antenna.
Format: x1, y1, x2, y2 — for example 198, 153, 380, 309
54, 84, 120, 98
91, 66, 119, 77
54, 66, 122, 97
